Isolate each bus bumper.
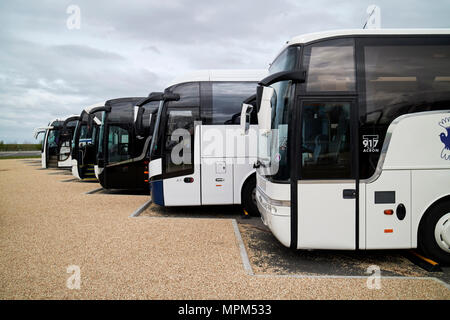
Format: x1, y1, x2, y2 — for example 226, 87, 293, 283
150, 180, 164, 206
256, 188, 291, 248
71, 159, 81, 180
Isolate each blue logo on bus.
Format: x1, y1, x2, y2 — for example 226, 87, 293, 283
439, 116, 450, 161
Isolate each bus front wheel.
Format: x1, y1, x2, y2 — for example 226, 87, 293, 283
241, 175, 260, 217
419, 200, 450, 265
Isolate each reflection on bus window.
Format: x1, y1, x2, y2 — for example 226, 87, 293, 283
301, 102, 351, 179
266, 80, 295, 183
108, 125, 131, 163
212, 82, 257, 124
360, 42, 450, 179
303, 38, 355, 92
78, 125, 88, 147
164, 109, 195, 174
47, 130, 58, 148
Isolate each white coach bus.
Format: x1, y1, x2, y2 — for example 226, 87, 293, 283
251, 29, 450, 263
34, 115, 78, 169
148, 70, 266, 216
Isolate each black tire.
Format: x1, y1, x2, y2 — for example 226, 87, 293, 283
418, 201, 450, 265
241, 175, 260, 217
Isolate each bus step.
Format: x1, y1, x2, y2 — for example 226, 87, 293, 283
81, 178, 98, 182
406, 250, 442, 272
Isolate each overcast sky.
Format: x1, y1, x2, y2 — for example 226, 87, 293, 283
1, 0, 449, 143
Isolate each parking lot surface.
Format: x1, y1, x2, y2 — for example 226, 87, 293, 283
0, 159, 449, 299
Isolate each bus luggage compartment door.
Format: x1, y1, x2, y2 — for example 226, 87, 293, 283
298, 181, 356, 250
365, 170, 411, 249
201, 158, 233, 205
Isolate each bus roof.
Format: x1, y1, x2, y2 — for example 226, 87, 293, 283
270, 28, 450, 67
83, 102, 105, 113
48, 114, 78, 126
287, 28, 450, 46
166, 69, 267, 88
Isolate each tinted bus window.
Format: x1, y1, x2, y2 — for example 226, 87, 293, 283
301, 102, 352, 179
108, 125, 131, 163
270, 46, 300, 74
360, 39, 450, 179
212, 82, 257, 124
261, 46, 299, 183
303, 38, 355, 92
47, 130, 58, 148
164, 109, 197, 174
162, 82, 200, 177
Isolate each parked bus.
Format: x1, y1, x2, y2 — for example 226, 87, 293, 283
59, 115, 80, 168
92, 96, 162, 190
251, 29, 450, 263
71, 103, 105, 181
34, 115, 78, 169
148, 70, 267, 216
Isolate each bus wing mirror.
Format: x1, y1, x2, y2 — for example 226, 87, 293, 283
137, 92, 164, 106
240, 103, 253, 135
257, 86, 275, 131
163, 92, 180, 102
87, 114, 94, 132
134, 106, 146, 136
258, 69, 306, 87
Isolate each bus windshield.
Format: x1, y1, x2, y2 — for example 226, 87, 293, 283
260, 45, 300, 183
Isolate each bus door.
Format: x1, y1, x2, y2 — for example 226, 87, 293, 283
58, 129, 72, 166
159, 107, 201, 206
295, 98, 358, 250
104, 123, 136, 189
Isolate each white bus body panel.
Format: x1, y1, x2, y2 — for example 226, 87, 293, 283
71, 159, 81, 179
163, 165, 201, 206
257, 111, 450, 250
365, 170, 411, 249
364, 111, 450, 249
201, 157, 233, 205
160, 124, 259, 206
149, 158, 162, 178
200, 125, 257, 205
41, 129, 48, 168
94, 164, 103, 179
163, 125, 201, 206
58, 155, 72, 168
298, 182, 356, 250
256, 175, 291, 247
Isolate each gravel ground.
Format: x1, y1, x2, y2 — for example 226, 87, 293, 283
0, 159, 449, 299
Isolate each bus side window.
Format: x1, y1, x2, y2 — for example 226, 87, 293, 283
108, 125, 131, 163
303, 38, 355, 92
360, 40, 450, 179
301, 102, 352, 180
164, 109, 195, 174
211, 82, 257, 125
161, 82, 200, 177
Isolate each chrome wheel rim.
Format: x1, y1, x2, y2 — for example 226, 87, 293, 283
434, 212, 450, 254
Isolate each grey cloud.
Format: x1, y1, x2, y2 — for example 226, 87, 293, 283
0, 0, 449, 142
50, 44, 125, 60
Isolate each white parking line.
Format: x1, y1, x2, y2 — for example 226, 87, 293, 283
85, 187, 103, 195
129, 199, 152, 217
232, 219, 254, 276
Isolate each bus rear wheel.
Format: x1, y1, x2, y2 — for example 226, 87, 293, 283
241, 175, 260, 217
419, 201, 450, 265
